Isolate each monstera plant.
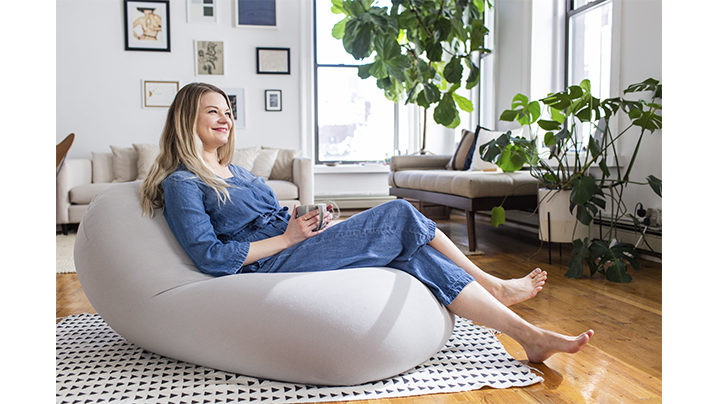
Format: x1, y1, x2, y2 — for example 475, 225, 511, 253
477, 78, 662, 282
331, 0, 491, 153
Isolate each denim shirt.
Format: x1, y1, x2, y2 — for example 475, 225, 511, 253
162, 164, 291, 276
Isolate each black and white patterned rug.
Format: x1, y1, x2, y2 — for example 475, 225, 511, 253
56, 314, 542, 403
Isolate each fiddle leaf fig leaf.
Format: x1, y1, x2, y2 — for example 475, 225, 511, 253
332, 16, 349, 39
433, 93, 458, 126
452, 92, 474, 113
443, 57, 463, 83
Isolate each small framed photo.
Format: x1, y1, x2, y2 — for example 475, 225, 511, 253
124, 0, 171, 52
187, 0, 217, 23
234, 0, 277, 28
195, 40, 225, 76
265, 90, 282, 111
142, 80, 179, 108
257, 47, 290, 75
224, 88, 246, 128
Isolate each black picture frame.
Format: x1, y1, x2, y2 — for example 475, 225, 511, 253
265, 90, 282, 111
256, 47, 290, 75
124, 0, 171, 52
235, 0, 277, 28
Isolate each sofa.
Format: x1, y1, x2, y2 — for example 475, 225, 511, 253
56, 144, 313, 234
388, 127, 539, 251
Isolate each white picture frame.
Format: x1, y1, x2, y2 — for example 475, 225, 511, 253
234, 0, 277, 28
194, 40, 225, 76
186, 0, 217, 23
142, 80, 179, 108
224, 88, 246, 128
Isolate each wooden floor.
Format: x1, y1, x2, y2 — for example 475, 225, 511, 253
56, 212, 662, 403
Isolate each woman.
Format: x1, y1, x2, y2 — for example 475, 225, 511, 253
140, 82, 593, 364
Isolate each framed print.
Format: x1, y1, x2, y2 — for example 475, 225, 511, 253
124, 0, 171, 52
195, 40, 225, 76
187, 0, 217, 23
142, 80, 179, 108
265, 90, 282, 111
257, 47, 290, 74
224, 88, 246, 128
234, 0, 277, 28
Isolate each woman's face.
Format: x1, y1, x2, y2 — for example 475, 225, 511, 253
196, 92, 233, 152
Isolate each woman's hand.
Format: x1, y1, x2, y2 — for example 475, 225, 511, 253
282, 205, 324, 247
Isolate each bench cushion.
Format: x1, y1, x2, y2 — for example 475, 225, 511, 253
389, 170, 538, 199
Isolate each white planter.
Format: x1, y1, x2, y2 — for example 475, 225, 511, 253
538, 189, 590, 243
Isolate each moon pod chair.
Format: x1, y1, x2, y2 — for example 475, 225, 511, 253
74, 181, 455, 386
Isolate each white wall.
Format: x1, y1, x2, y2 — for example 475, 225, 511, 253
57, 0, 305, 159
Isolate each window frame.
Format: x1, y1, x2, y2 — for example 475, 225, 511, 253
312, 0, 399, 165
564, 0, 612, 88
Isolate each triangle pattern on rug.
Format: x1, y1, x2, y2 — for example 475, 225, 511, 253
56, 314, 542, 403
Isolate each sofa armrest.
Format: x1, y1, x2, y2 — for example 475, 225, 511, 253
56, 159, 92, 224
292, 156, 314, 205
389, 155, 452, 172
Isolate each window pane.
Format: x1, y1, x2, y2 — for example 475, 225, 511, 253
317, 66, 395, 162
567, 1, 612, 150
315, 1, 360, 66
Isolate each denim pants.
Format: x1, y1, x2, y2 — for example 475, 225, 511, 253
242, 200, 475, 306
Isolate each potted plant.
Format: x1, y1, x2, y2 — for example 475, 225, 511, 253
330, 0, 492, 153
477, 78, 662, 282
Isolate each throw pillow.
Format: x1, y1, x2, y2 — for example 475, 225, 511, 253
133, 143, 161, 181
232, 146, 262, 171
262, 147, 301, 182
469, 126, 528, 172
110, 146, 138, 182
251, 149, 279, 179
92, 152, 115, 183
446, 128, 478, 170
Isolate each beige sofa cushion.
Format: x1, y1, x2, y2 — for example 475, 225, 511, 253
251, 149, 279, 179
92, 152, 115, 183
110, 146, 138, 182
266, 180, 299, 201
70, 183, 117, 204
133, 143, 161, 180
390, 170, 538, 199
232, 146, 262, 170
263, 147, 301, 182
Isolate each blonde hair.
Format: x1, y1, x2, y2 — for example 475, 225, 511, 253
140, 82, 236, 217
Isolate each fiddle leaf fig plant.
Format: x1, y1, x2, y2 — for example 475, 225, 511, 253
331, 0, 491, 152
477, 78, 662, 282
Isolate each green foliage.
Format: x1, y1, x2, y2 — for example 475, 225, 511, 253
331, 0, 491, 128
477, 78, 662, 282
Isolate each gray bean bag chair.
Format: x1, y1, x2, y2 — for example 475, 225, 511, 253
74, 181, 455, 386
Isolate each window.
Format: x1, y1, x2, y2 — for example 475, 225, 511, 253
314, 0, 398, 164
565, 0, 612, 150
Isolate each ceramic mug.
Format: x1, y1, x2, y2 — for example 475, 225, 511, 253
296, 203, 327, 232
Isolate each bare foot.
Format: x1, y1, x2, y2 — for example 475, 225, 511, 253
521, 328, 594, 363
494, 268, 547, 306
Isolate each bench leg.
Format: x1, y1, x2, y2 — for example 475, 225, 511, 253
466, 211, 476, 252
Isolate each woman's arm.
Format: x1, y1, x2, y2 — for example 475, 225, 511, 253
243, 205, 328, 266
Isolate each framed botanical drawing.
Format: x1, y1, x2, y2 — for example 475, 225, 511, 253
124, 0, 171, 52
234, 0, 277, 28
265, 90, 282, 111
142, 80, 179, 108
256, 47, 290, 74
194, 40, 225, 76
186, 0, 217, 23
224, 88, 246, 128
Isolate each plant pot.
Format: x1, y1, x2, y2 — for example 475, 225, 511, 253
538, 189, 589, 243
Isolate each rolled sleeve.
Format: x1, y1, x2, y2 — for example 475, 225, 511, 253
163, 176, 249, 276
